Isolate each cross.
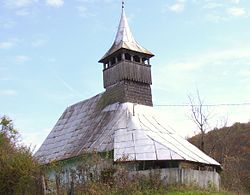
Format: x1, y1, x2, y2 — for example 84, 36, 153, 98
122, 0, 125, 9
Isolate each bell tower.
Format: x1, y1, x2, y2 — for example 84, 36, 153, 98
98, 3, 154, 107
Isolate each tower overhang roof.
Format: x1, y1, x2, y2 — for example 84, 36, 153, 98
99, 42, 154, 63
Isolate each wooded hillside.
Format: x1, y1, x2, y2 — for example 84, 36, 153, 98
189, 122, 250, 194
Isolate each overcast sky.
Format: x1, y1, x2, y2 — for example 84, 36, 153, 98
1, 0, 250, 150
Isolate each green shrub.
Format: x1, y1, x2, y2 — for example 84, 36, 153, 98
0, 116, 42, 195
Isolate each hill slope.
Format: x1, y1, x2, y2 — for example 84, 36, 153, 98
189, 122, 250, 193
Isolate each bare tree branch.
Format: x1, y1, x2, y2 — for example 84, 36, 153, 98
188, 90, 210, 151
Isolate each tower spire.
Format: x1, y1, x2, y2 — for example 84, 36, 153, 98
99, 2, 153, 63
114, 2, 136, 45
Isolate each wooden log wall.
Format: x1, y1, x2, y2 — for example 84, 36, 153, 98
103, 61, 152, 88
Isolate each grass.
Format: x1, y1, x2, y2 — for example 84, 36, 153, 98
160, 190, 235, 195
79, 185, 236, 195
117, 189, 235, 195
101, 190, 235, 195
163, 187, 235, 195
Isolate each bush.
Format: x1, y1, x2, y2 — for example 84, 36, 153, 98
0, 116, 42, 195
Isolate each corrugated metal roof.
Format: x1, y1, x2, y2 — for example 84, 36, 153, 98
35, 93, 220, 166
99, 7, 154, 63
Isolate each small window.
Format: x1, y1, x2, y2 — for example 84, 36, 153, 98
104, 63, 108, 69
142, 58, 147, 64
117, 54, 122, 62
111, 57, 116, 65
137, 160, 179, 171
134, 55, 140, 63
125, 53, 131, 61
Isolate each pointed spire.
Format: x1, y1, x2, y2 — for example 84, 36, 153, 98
114, 2, 136, 45
99, 3, 154, 63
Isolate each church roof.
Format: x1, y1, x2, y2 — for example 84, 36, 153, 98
35, 93, 220, 166
99, 6, 154, 63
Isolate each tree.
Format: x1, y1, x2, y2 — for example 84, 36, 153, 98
188, 90, 211, 151
0, 116, 42, 195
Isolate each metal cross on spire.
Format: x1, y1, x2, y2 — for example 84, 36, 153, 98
122, 0, 124, 9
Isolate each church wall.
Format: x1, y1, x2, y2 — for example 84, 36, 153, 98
130, 168, 220, 190
44, 160, 220, 193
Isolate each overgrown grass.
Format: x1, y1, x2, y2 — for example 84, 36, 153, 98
69, 184, 235, 195
44, 154, 238, 195
164, 189, 235, 195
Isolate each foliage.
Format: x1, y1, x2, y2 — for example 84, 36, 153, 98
42, 152, 233, 195
0, 116, 42, 195
189, 122, 250, 194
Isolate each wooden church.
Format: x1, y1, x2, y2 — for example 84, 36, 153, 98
36, 3, 221, 189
